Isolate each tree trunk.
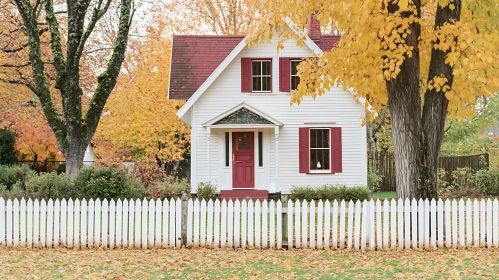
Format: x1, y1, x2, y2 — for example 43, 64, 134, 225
64, 140, 88, 178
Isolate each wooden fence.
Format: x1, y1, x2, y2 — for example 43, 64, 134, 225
368, 153, 490, 191
2, 197, 499, 250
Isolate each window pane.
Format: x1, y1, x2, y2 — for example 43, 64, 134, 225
258, 132, 263, 167
323, 150, 330, 170
262, 61, 271, 75
317, 129, 323, 148
252, 61, 261, 75
236, 134, 251, 150
291, 76, 300, 91
253, 77, 261, 91
310, 129, 317, 148
262, 77, 271, 91
310, 149, 317, 170
225, 132, 230, 167
291, 61, 300, 75
324, 129, 330, 148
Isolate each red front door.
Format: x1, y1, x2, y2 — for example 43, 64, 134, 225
232, 132, 254, 189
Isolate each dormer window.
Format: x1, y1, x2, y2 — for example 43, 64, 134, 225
252, 60, 272, 92
241, 58, 272, 93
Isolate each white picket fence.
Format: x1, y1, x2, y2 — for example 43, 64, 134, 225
1, 197, 499, 249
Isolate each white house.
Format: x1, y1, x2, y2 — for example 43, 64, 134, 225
169, 17, 367, 200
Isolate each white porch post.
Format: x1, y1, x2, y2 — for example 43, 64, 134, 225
207, 127, 211, 181
274, 126, 280, 192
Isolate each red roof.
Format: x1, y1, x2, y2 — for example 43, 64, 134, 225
168, 34, 341, 100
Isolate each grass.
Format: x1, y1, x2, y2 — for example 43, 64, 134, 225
1, 247, 499, 279
373, 191, 397, 199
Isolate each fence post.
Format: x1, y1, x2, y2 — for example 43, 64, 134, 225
181, 192, 188, 247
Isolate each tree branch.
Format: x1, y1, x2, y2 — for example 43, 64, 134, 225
75, 0, 112, 61
45, 0, 67, 102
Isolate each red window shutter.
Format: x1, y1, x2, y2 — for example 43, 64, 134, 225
331, 127, 342, 173
241, 58, 252, 92
279, 58, 290, 92
299, 127, 310, 173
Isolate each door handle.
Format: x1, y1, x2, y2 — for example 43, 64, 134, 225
232, 154, 235, 164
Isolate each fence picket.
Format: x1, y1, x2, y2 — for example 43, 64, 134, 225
437, 199, 444, 248
390, 199, 396, 249
430, 199, 437, 248
262, 200, 268, 249
6, 199, 12, 247
122, 199, 128, 248
480, 199, 486, 245
362, 200, 370, 251
20, 198, 26, 247
81, 199, 87, 248
116, 199, 122, 248
487, 199, 493, 248
154, 199, 161, 248
423, 199, 429, 248
140, 198, 147, 249
34, 199, 40, 247
176, 198, 182, 248
228, 200, 234, 248
418, 199, 424, 249
466, 199, 472, 248
67, 199, 74, 248
163, 199, 169, 248
268, 200, 274, 248
241, 199, 247, 248
295, 200, 301, 248
326, 200, 333, 249
74, 199, 81, 248
452, 199, 458, 248
207, 199, 214, 247
214, 200, 221, 248
13, 199, 19, 247
221, 199, 228, 248
302, 200, 308, 249
459, 199, 465, 248
0, 198, 5, 246
339, 200, 345, 249
404, 199, 410, 249
39, 199, 46, 247
317, 200, 323, 249
46, 199, 53, 248
494, 199, 499, 247
376, 200, 382, 250
354, 200, 361, 250
96, 199, 103, 248
110, 199, 116, 249
410, 199, 417, 249
234, 200, 241, 248
397, 199, 403, 249
148, 199, 155, 249
88, 199, 94, 248
27, 199, 33, 248
277, 200, 282, 249
134, 199, 141, 248
383, 199, 389, 249
128, 199, 134, 248
193, 199, 200, 247
347, 200, 354, 249
310, 200, 316, 249
186, 199, 193, 247
473, 199, 479, 247
201, 200, 208, 247
102, 199, 109, 248
169, 198, 175, 248
255, 200, 261, 248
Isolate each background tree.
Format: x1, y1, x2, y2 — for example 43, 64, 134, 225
0, 129, 17, 165
1, 0, 135, 177
248, 0, 499, 199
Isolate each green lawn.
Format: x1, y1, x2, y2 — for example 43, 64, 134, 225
1, 247, 498, 279
373, 191, 397, 199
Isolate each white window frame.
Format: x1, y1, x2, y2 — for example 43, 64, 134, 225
309, 128, 331, 173
252, 60, 272, 92
290, 60, 301, 91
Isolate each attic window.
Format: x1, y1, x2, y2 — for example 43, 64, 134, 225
252, 60, 272, 92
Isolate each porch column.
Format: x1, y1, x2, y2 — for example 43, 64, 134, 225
207, 127, 211, 181
274, 126, 280, 192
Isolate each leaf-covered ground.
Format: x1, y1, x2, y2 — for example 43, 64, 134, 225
1, 247, 498, 279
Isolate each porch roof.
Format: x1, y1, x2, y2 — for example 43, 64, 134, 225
202, 102, 283, 128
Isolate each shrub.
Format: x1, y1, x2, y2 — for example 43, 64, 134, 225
474, 168, 499, 195
290, 185, 371, 202
367, 169, 383, 192
24, 172, 71, 200
73, 166, 146, 200
196, 181, 217, 201
151, 179, 191, 200
0, 181, 28, 200
0, 129, 17, 165
131, 162, 167, 187
0, 164, 36, 190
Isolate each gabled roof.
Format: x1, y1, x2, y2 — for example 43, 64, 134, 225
169, 35, 245, 100
203, 102, 283, 127
168, 34, 341, 101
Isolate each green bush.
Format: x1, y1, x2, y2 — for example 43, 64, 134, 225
474, 168, 499, 195
73, 166, 146, 200
24, 172, 71, 200
0, 129, 17, 165
0, 164, 37, 190
154, 179, 191, 200
196, 181, 217, 201
367, 169, 383, 192
0, 182, 29, 200
290, 185, 371, 202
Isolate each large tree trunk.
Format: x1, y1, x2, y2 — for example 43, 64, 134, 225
65, 141, 88, 178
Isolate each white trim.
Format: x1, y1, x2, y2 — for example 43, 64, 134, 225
202, 102, 283, 127
309, 127, 332, 173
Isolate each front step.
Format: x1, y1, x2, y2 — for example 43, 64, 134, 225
220, 190, 268, 201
